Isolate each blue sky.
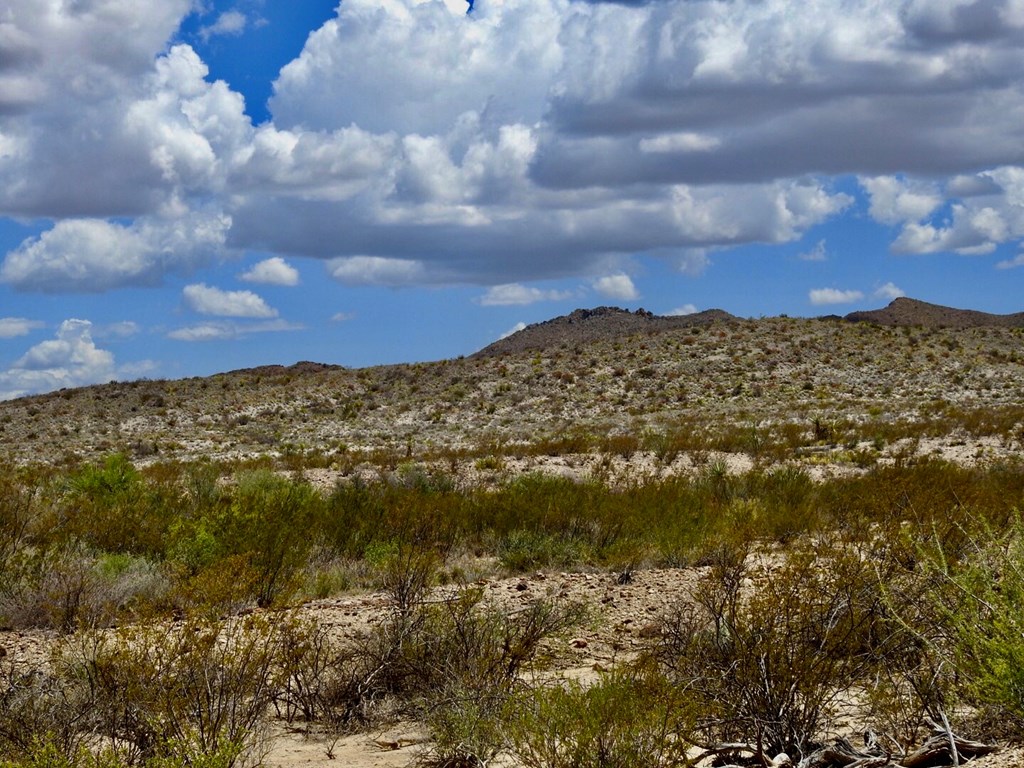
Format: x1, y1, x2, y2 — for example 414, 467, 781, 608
1, 0, 1023, 398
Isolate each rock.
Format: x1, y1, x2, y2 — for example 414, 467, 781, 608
570, 638, 588, 649
638, 622, 661, 639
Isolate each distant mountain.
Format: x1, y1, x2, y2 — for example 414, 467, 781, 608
845, 298, 1024, 328
473, 306, 736, 357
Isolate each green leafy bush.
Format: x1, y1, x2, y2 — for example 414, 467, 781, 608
508, 666, 692, 768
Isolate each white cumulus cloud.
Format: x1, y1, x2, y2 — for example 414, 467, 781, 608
874, 282, 906, 300
478, 284, 573, 306
0, 320, 117, 400
798, 240, 828, 262
593, 274, 639, 301
200, 11, 248, 41
239, 257, 300, 286
167, 319, 303, 342
667, 304, 699, 316
327, 256, 427, 287
0, 212, 231, 293
0, 318, 44, 338
4, 0, 1024, 300
861, 177, 943, 226
182, 284, 278, 318
809, 288, 865, 306
996, 253, 1024, 270
499, 322, 528, 340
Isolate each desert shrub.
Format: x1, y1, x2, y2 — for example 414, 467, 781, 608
0, 547, 168, 631
167, 471, 324, 608
56, 614, 280, 767
496, 530, 588, 571
907, 515, 1024, 738
0, 660, 94, 761
0, 740, 242, 768
323, 480, 460, 565
650, 540, 888, 760
58, 455, 172, 557
0, 476, 34, 583
412, 592, 585, 767
0, 740, 123, 768
507, 665, 692, 768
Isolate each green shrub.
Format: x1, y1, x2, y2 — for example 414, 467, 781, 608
508, 666, 692, 768
918, 516, 1024, 736
201, 471, 322, 607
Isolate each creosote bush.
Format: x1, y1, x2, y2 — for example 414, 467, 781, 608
650, 539, 897, 759
0, 615, 281, 768
508, 665, 693, 768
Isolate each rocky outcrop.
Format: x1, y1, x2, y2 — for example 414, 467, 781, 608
845, 297, 1024, 328
473, 306, 737, 357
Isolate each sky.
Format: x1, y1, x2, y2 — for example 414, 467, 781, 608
1, 0, 1024, 399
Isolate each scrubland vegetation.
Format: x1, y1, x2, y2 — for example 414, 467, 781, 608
3, 314, 1024, 767
1, 445, 1024, 767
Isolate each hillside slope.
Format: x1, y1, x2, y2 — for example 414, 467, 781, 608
845, 297, 1024, 328
472, 306, 737, 357
1, 308, 1023, 466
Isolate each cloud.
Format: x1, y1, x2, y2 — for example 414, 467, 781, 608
533, 0, 1024, 188
199, 11, 248, 41
182, 283, 278, 318
167, 323, 234, 342
798, 240, 828, 262
996, 253, 1024, 270
0, 36, 251, 219
0, 212, 231, 293
891, 205, 1007, 255
5, 0, 1024, 298
327, 256, 427, 287
0, 318, 44, 338
666, 304, 698, 316
93, 322, 142, 340
639, 133, 720, 154
331, 312, 356, 322
0, 320, 117, 400
499, 322, 528, 340
239, 257, 300, 286
860, 177, 944, 226
167, 319, 303, 342
874, 282, 906, 300
478, 283, 574, 306
270, 0, 564, 136
809, 288, 865, 306
593, 274, 639, 301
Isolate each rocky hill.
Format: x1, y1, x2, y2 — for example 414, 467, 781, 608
1, 301, 1023, 467
845, 297, 1024, 328
472, 306, 737, 357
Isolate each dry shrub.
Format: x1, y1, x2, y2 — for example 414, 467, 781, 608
0, 548, 168, 632
0, 659, 94, 761
50, 614, 281, 767
651, 539, 889, 759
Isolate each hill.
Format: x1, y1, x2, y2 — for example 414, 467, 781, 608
1, 306, 1023, 467
472, 306, 737, 357
845, 297, 1024, 328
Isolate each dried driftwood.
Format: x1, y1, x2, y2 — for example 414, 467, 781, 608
698, 722, 997, 768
